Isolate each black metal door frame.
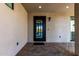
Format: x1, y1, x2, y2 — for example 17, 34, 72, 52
33, 16, 46, 42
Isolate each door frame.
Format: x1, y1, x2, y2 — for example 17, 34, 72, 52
33, 16, 46, 42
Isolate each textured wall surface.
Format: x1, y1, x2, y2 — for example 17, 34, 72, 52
28, 12, 74, 43
0, 3, 28, 56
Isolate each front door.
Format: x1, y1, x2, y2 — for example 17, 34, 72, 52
33, 16, 46, 42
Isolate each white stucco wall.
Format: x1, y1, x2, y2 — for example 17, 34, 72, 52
0, 3, 28, 55
28, 12, 74, 43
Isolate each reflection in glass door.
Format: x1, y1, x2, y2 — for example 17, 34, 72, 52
36, 20, 43, 39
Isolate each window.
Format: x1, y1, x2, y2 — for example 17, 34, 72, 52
70, 16, 75, 41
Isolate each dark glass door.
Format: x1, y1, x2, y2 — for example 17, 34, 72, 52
33, 16, 46, 42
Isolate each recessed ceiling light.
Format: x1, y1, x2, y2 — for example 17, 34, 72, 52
39, 5, 42, 8
66, 6, 69, 9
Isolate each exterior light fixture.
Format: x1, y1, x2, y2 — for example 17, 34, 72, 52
39, 5, 42, 8
66, 6, 69, 8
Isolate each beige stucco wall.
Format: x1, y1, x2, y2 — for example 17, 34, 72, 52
0, 3, 28, 55
28, 12, 74, 43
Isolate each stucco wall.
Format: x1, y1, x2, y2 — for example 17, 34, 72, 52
0, 3, 28, 55
28, 12, 74, 43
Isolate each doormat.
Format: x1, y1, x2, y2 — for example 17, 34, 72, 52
33, 43, 45, 45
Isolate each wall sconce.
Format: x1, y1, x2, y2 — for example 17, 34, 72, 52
48, 17, 51, 22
